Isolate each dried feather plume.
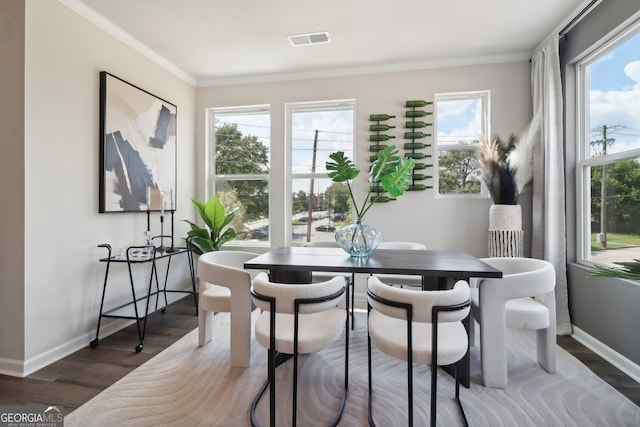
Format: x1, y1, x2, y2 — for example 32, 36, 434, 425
478, 117, 539, 204
508, 114, 540, 193
478, 134, 519, 204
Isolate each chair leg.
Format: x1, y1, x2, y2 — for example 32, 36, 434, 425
430, 365, 436, 427
537, 291, 556, 373
454, 361, 469, 427
367, 310, 376, 427
292, 350, 298, 427
269, 348, 276, 427
468, 317, 478, 347
408, 358, 414, 427
537, 327, 556, 373
198, 309, 213, 346
479, 296, 508, 388
350, 274, 355, 330
329, 307, 349, 427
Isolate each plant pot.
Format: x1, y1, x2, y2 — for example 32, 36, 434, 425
488, 204, 523, 257
335, 219, 382, 258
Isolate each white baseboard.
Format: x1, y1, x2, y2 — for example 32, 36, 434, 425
571, 325, 640, 384
2, 288, 196, 378
0, 318, 133, 378
0, 357, 26, 378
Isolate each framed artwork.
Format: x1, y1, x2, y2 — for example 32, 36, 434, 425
99, 71, 177, 213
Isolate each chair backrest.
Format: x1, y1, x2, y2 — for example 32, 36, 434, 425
197, 251, 259, 286
304, 241, 339, 248
252, 272, 345, 314
479, 257, 556, 297
368, 276, 470, 323
377, 241, 427, 250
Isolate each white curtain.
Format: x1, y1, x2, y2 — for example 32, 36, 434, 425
530, 34, 572, 335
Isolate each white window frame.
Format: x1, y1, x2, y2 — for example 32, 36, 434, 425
206, 104, 271, 246
575, 21, 640, 265
433, 90, 490, 198
284, 99, 356, 246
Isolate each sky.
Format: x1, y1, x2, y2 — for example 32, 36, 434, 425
435, 98, 483, 145
588, 30, 640, 155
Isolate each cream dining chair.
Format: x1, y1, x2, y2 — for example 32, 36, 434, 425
367, 276, 471, 426
250, 271, 349, 427
469, 257, 556, 388
197, 250, 260, 368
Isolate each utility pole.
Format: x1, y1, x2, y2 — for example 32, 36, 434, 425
591, 124, 621, 248
306, 130, 319, 242
600, 125, 609, 248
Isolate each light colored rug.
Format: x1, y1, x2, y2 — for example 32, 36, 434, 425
66, 311, 640, 426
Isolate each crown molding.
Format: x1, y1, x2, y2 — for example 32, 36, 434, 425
57, 0, 197, 87
58, 0, 529, 89
197, 52, 530, 87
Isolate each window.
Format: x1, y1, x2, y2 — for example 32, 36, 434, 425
577, 25, 640, 267
434, 91, 489, 196
287, 100, 355, 245
208, 105, 270, 243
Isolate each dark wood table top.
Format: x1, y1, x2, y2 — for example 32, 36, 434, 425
244, 246, 502, 279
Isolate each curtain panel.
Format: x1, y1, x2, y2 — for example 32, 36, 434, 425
530, 34, 572, 335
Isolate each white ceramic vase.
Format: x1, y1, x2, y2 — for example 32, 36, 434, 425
488, 204, 523, 257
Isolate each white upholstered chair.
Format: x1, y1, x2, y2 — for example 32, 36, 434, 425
250, 271, 349, 427
367, 276, 471, 427
469, 257, 556, 388
197, 250, 259, 368
373, 241, 427, 289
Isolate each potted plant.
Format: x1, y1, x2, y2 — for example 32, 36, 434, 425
326, 145, 415, 257
590, 259, 640, 280
478, 123, 536, 257
185, 196, 237, 255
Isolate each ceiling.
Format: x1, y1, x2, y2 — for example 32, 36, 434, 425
72, 0, 587, 86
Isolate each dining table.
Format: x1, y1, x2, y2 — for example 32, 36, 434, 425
244, 246, 502, 387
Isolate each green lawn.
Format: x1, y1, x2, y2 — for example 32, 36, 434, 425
591, 232, 640, 250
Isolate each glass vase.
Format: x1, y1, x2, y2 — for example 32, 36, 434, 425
335, 219, 382, 258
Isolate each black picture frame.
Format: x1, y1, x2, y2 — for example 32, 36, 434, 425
99, 71, 177, 213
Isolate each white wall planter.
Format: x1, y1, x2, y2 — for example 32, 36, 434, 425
488, 204, 523, 257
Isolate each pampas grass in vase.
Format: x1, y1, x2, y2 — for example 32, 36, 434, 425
479, 120, 537, 257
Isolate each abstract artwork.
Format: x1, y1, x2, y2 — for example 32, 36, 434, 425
99, 71, 177, 213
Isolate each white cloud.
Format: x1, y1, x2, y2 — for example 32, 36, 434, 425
590, 60, 640, 143
624, 60, 640, 86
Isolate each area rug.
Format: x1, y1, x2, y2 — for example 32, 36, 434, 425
65, 311, 640, 426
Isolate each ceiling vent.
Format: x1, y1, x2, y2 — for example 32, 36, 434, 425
288, 31, 331, 47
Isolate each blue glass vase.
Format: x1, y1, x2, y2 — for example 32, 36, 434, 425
335, 219, 381, 258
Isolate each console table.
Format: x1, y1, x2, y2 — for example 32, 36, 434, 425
91, 243, 197, 353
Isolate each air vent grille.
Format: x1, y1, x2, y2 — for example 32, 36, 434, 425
288, 31, 330, 46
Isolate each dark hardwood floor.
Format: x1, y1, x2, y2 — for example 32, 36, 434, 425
0, 297, 638, 417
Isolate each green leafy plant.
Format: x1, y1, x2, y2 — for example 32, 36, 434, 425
185, 196, 237, 255
326, 145, 415, 220
589, 258, 640, 281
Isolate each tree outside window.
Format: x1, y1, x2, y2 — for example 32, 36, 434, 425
434, 91, 489, 197
579, 28, 640, 266
209, 107, 270, 242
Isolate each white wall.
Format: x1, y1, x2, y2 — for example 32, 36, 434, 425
0, 0, 26, 367
0, 0, 197, 376
196, 62, 533, 256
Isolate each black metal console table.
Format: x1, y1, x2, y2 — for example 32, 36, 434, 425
91, 242, 197, 353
